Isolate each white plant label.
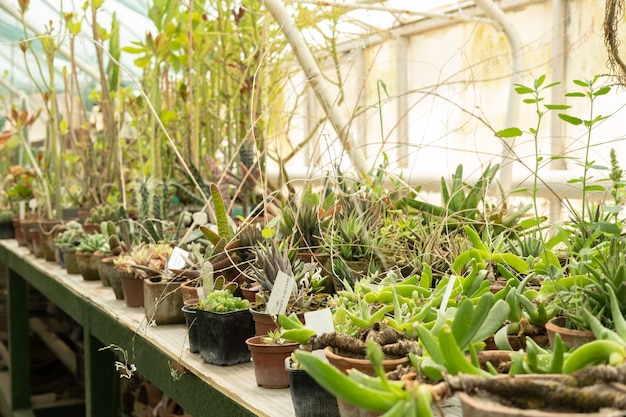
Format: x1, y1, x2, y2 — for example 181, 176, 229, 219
304, 308, 334, 336
19, 201, 26, 220
192, 211, 208, 226
168, 246, 189, 271
266, 271, 296, 316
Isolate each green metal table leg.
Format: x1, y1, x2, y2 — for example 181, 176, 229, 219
84, 331, 119, 417
7, 268, 31, 412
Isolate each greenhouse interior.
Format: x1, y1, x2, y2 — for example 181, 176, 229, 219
0, 0, 626, 416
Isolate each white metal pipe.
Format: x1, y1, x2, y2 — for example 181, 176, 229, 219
261, 0, 370, 179
474, 0, 524, 194
29, 317, 78, 376
284, 0, 495, 24
548, 0, 567, 223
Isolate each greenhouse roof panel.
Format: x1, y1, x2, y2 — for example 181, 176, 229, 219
0, 0, 465, 97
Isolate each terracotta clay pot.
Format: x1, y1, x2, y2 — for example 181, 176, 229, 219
245, 336, 299, 388
324, 346, 408, 417
75, 251, 100, 281
105, 260, 126, 300
61, 246, 81, 274
13, 216, 25, 246
82, 223, 101, 234
120, 271, 144, 307
19, 218, 38, 252
240, 284, 260, 304
324, 346, 408, 377
143, 277, 185, 325
29, 227, 43, 258
95, 253, 112, 286
250, 307, 304, 336
38, 219, 63, 262
458, 374, 621, 417
179, 281, 200, 302
545, 316, 595, 349
250, 308, 278, 336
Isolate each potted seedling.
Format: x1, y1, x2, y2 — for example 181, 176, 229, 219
245, 329, 300, 388
183, 262, 254, 365
55, 221, 86, 273
193, 288, 255, 366
248, 240, 332, 335
75, 232, 109, 281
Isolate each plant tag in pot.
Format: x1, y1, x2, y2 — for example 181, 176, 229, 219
304, 308, 334, 335
266, 271, 296, 316
168, 246, 190, 271
305, 309, 334, 360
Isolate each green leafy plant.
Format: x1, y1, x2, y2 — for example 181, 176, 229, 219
76, 233, 109, 254
55, 221, 85, 248
198, 290, 250, 313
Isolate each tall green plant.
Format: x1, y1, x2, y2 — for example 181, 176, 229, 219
496, 75, 614, 254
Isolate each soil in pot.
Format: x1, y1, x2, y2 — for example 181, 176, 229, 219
545, 316, 595, 349
195, 308, 255, 366
286, 357, 340, 417
245, 336, 299, 388
120, 271, 144, 307
143, 277, 185, 325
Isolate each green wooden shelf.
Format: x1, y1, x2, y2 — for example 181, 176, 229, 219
0, 240, 295, 417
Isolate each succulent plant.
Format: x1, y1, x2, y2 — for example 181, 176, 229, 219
250, 241, 294, 297
55, 221, 85, 248
199, 290, 249, 313
76, 232, 109, 253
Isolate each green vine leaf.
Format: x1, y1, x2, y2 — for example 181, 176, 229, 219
558, 114, 582, 125
496, 127, 523, 138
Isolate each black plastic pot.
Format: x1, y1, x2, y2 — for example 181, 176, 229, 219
181, 303, 199, 354
195, 308, 255, 366
0, 220, 15, 239
286, 357, 340, 417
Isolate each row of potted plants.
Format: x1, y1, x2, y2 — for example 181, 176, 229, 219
3, 75, 626, 412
